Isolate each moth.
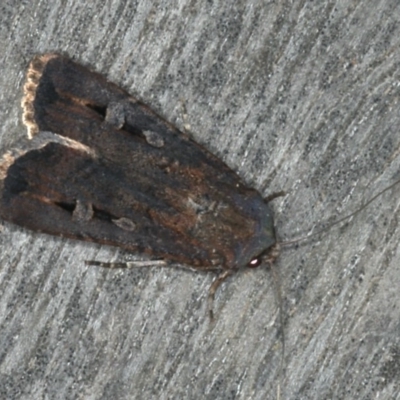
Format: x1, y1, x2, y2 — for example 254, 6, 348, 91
0, 54, 280, 312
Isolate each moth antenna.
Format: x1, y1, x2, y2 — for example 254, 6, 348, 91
270, 262, 284, 400
279, 177, 400, 247
263, 244, 284, 397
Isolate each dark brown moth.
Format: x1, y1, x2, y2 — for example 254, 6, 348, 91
0, 54, 279, 307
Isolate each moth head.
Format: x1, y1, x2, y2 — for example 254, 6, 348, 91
246, 243, 280, 269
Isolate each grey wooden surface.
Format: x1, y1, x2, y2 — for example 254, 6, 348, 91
1, 1, 400, 399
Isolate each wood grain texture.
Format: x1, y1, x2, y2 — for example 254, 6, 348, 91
0, 1, 399, 399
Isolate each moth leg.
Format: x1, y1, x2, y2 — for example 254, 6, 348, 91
264, 243, 281, 265
264, 191, 286, 203
86, 260, 167, 268
208, 269, 234, 321
179, 99, 192, 134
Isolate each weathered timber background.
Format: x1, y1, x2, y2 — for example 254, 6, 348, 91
0, 1, 399, 399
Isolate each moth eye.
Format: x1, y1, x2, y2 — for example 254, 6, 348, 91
248, 256, 262, 268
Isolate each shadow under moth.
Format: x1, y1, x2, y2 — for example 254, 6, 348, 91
0, 54, 280, 316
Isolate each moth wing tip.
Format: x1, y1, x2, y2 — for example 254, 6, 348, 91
21, 53, 61, 139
